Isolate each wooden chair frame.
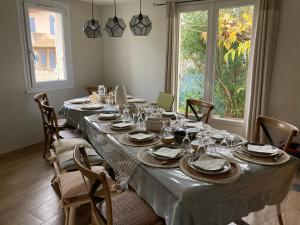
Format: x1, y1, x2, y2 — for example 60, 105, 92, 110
254, 115, 299, 225
74, 146, 113, 225
185, 99, 214, 124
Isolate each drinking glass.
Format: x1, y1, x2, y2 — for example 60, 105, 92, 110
181, 133, 191, 153
136, 113, 145, 130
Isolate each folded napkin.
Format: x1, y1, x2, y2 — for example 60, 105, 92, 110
128, 133, 154, 140
112, 122, 133, 128
247, 144, 278, 154
193, 156, 226, 171
153, 147, 181, 158
99, 113, 117, 118
81, 104, 103, 110
128, 98, 145, 103
162, 112, 176, 116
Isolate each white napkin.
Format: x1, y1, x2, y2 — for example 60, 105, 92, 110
112, 122, 133, 128
128, 133, 154, 140
162, 112, 176, 116
247, 144, 278, 154
193, 156, 226, 171
154, 147, 182, 158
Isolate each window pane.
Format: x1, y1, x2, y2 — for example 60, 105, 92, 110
28, 7, 66, 83
213, 6, 254, 120
178, 11, 208, 112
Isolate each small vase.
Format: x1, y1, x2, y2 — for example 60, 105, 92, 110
115, 85, 128, 105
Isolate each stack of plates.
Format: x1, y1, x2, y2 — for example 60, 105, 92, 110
149, 144, 185, 161
98, 113, 120, 121
109, 121, 134, 131
241, 144, 279, 157
127, 130, 156, 143
162, 112, 176, 119
188, 155, 231, 174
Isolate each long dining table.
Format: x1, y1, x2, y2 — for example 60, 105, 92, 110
81, 113, 298, 225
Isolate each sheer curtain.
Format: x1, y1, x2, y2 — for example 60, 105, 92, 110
164, 1, 178, 96
246, 0, 281, 141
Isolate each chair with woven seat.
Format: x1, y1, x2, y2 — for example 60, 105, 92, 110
154, 92, 174, 112
39, 99, 103, 173
73, 146, 165, 225
57, 147, 117, 225
254, 115, 299, 225
185, 99, 214, 124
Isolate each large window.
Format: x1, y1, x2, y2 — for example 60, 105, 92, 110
177, 1, 257, 122
18, 0, 73, 92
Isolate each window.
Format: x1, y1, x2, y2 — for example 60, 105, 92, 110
177, 1, 257, 123
49, 15, 55, 35
29, 17, 36, 32
17, 0, 73, 92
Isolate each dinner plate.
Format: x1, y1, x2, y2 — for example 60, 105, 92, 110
98, 113, 120, 120
109, 121, 134, 131
81, 104, 104, 110
128, 98, 146, 103
66, 98, 90, 104
211, 134, 224, 141
188, 155, 231, 175
127, 130, 156, 143
241, 144, 279, 157
149, 144, 185, 160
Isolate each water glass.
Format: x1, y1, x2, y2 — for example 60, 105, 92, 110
181, 134, 191, 153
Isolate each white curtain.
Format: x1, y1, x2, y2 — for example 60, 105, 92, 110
246, 0, 281, 141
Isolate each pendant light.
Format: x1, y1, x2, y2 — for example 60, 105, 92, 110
129, 0, 152, 36
83, 0, 103, 38
105, 0, 126, 37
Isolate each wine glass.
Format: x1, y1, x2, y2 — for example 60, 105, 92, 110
136, 113, 145, 130
122, 105, 131, 121
181, 133, 191, 153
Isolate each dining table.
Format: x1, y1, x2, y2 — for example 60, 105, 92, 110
61, 97, 299, 225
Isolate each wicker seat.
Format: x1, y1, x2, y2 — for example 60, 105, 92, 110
73, 146, 165, 225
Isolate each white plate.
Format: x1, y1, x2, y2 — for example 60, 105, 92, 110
109, 121, 133, 130
81, 104, 104, 110
188, 155, 231, 175
241, 144, 279, 157
66, 98, 90, 104
127, 131, 155, 143
128, 98, 146, 103
98, 113, 120, 120
211, 134, 224, 141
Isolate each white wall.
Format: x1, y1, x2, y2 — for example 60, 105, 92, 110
101, 0, 167, 102
268, 0, 300, 141
0, 0, 103, 154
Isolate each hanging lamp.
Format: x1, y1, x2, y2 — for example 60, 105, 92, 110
83, 0, 103, 38
105, 0, 126, 37
129, 0, 152, 36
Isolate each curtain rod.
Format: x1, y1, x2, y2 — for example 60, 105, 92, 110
153, 0, 204, 7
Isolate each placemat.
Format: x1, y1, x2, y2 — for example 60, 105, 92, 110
231, 148, 290, 166
96, 123, 135, 134
118, 134, 160, 147
179, 155, 242, 184
137, 149, 180, 168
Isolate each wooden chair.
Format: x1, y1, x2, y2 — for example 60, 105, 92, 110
185, 99, 214, 124
85, 86, 98, 95
39, 99, 82, 158
254, 115, 299, 225
156, 92, 174, 112
74, 146, 165, 225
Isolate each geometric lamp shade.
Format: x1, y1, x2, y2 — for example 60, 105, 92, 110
129, 14, 152, 36
105, 17, 126, 37
83, 19, 103, 38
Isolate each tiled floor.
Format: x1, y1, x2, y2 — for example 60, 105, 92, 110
0, 143, 299, 225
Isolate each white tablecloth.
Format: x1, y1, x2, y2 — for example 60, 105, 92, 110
83, 115, 299, 225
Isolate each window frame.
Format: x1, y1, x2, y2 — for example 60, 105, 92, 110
17, 0, 74, 93
176, 0, 259, 128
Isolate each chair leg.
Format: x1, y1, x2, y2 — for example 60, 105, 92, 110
43, 137, 48, 159
64, 207, 70, 225
69, 206, 77, 225
277, 204, 284, 225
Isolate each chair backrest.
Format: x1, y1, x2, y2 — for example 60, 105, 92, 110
85, 86, 98, 95
34, 93, 49, 129
73, 146, 113, 225
255, 115, 299, 152
40, 99, 60, 140
157, 92, 174, 112
185, 99, 214, 124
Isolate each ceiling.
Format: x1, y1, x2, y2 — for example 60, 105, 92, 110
81, 0, 135, 6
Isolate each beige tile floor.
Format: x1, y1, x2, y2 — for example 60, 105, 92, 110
0, 143, 299, 225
